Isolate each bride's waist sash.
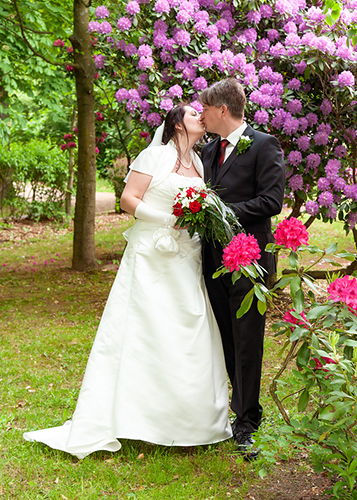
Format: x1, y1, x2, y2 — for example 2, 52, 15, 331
123, 220, 201, 257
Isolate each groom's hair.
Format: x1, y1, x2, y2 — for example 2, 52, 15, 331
198, 78, 246, 120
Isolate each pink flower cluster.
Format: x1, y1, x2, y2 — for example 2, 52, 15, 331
222, 233, 261, 272
327, 275, 357, 313
60, 132, 77, 151
283, 308, 307, 329
274, 217, 309, 251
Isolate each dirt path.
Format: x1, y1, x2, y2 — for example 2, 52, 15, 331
94, 191, 116, 214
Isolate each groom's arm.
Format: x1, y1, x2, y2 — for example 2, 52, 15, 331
231, 135, 285, 226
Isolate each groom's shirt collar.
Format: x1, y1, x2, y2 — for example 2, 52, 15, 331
220, 122, 248, 163
222, 121, 248, 147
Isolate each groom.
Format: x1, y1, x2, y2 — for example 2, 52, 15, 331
198, 78, 285, 459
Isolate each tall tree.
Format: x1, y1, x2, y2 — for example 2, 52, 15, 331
0, 0, 98, 270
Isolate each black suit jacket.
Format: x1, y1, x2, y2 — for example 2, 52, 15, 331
201, 124, 285, 275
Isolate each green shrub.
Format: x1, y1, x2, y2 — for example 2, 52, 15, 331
0, 139, 68, 221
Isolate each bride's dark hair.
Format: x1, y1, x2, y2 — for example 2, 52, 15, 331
162, 102, 189, 147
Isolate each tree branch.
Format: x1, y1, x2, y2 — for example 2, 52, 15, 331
11, 0, 77, 68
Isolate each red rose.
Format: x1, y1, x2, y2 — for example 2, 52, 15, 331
200, 191, 207, 199
173, 202, 185, 217
189, 200, 201, 213
186, 187, 197, 198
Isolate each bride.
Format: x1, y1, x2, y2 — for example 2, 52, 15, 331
23, 103, 232, 459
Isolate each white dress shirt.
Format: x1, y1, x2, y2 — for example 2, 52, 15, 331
221, 122, 248, 164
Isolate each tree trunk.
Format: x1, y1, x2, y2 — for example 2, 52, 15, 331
65, 108, 77, 216
70, 0, 98, 270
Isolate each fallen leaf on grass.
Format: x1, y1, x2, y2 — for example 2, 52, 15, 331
54, 477, 59, 484
137, 453, 144, 460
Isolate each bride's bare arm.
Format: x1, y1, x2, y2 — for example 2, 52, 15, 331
120, 171, 153, 215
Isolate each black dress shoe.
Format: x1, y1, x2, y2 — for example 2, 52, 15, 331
233, 430, 260, 461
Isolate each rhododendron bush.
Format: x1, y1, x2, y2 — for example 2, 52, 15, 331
246, 218, 357, 497
69, 0, 357, 253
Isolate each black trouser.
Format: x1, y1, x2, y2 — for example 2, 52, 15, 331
204, 245, 267, 433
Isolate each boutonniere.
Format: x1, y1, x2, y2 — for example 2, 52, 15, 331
236, 135, 253, 156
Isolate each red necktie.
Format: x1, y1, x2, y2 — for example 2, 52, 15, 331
218, 139, 229, 168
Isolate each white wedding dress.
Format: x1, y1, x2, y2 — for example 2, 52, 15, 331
24, 159, 232, 459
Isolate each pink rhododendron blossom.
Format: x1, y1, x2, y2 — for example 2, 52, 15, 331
138, 56, 154, 70
65, 65, 74, 71
126, 1, 140, 15
305, 200, 319, 215
137, 44, 152, 57
177, 10, 191, 24
53, 39, 65, 47
275, 217, 309, 251
337, 71, 355, 88
174, 29, 191, 46
159, 98, 173, 112
254, 110, 269, 125
115, 88, 130, 102
96, 6, 110, 18
328, 275, 357, 312
256, 38, 270, 52
297, 136, 310, 151
155, 0, 170, 13
247, 10, 261, 24
193, 77, 207, 91
147, 112, 162, 127
117, 17, 132, 30
318, 191, 334, 207
88, 21, 100, 32
222, 233, 261, 272
98, 21, 113, 34
216, 19, 230, 34
260, 4, 273, 18
289, 174, 303, 191
190, 100, 203, 113
124, 43, 137, 56
207, 37, 221, 52
287, 151, 302, 166
283, 308, 307, 328
288, 78, 301, 90
94, 54, 106, 69
168, 84, 183, 98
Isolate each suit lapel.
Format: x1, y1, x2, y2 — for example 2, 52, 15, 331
215, 125, 255, 185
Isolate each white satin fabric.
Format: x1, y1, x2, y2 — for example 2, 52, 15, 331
23, 173, 232, 459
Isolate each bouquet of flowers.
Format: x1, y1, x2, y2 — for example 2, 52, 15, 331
172, 183, 243, 246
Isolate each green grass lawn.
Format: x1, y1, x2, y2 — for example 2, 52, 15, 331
0, 213, 354, 499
